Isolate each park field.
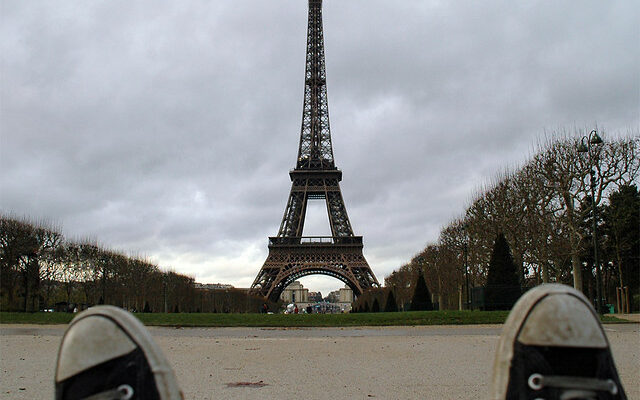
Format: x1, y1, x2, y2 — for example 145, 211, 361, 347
0, 310, 628, 327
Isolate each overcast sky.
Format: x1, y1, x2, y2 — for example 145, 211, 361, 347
1, 1, 638, 296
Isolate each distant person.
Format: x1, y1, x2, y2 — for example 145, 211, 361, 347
261, 303, 268, 314
53, 284, 626, 399
294, 304, 299, 314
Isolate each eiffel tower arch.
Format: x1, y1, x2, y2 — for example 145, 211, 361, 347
250, 0, 380, 302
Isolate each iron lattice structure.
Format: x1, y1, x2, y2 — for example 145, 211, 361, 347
250, 0, 380, 302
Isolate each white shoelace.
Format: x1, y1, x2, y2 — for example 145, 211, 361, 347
528, 373, 618, 399
81, 384, 134, 400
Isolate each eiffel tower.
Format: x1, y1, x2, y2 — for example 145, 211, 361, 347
250, 0, 380, 302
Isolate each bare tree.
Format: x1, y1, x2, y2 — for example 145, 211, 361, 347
384, 130, 638, 305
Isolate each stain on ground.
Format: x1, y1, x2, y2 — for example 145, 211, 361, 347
226, 381, 268, 388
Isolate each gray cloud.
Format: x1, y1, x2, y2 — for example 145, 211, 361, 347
2, 0, 638, 295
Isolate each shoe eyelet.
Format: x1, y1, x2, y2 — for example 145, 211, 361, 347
606, 379, 618, 395
528, 373, 544, 390
118, 384, 134, 400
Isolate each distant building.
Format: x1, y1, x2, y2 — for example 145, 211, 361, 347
280, 281, 309, 304
280, 282, 353, 312
308, 291, 323, 302
195, 283, 234, 290
325, 290, 339, 303
339, 286, 354, 303
324, 286, 353, 312
328, 285, 353, 312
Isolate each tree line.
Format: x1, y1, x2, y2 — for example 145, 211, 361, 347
384, 132, 639, 312
352, 271, 433, 313
0, 216, 271, 313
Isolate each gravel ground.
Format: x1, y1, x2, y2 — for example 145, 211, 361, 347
1, 324, 638, 399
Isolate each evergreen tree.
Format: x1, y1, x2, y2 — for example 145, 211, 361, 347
384, 289, 398, 312
485, 233, 521, 310
372, 298, 380, 312
410, 271, 433, 311
603, 184, 640, 308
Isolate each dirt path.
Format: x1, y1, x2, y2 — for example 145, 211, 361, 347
1, 324, 638, 399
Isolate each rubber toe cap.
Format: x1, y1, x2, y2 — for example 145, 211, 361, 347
56, 316, 137, 382
518, 294, 607, 348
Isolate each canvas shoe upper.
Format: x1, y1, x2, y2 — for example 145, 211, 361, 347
55, 306, 183, 400
490, 284, 626, 400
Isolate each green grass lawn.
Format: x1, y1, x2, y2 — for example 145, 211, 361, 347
0, 310, 629, 327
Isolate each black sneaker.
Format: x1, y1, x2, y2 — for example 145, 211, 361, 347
55, 306, 182, 400
491, 284, 627, 400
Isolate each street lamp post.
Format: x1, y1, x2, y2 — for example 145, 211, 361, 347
462, 223, 470, 310
577, 130, 604, 314
464, 241, 470, 310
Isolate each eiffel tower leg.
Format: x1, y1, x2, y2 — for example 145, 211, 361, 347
278, 190, 308, 238
250, 243, 289, 298
325, 190, 354, 238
